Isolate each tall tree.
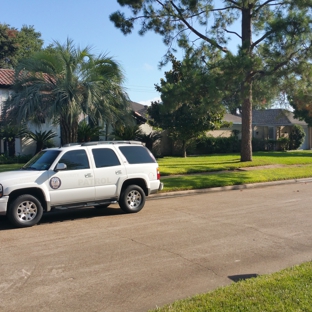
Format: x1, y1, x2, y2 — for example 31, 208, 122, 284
110, 0, 312, 161
4, 39, 130, 145
0, 24, 43, 68
287, 66, 312, 126
148, 54, 224, 157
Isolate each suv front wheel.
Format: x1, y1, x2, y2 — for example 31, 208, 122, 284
8, 195, 43, 227
119, 185, 145, 213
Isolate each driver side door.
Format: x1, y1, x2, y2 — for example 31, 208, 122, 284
48, 149, 95, 205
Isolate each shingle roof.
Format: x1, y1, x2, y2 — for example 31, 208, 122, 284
223, 113, 241, 124
252, 109, 307, 126
130, 101, 148, 118
0, 69, 14, 86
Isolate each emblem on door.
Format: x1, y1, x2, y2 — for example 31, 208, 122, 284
50, 177, 61, 189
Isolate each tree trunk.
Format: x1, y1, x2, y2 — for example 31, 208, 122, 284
182, 140, 187, 158
60, 114, 79, 145
240, 81, 253, 161
240, 5, 253, 162
8, 139, 15, 157
36, 142, 43, 154
105, 123, 109, 140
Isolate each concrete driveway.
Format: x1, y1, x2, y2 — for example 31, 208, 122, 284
1, 180, 312, 311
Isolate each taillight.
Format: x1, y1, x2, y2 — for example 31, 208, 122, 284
157, 167, 160, 180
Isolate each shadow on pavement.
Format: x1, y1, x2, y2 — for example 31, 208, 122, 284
228, 273, 259, 282
0, 215, 14, 230
0, 205, 124, 230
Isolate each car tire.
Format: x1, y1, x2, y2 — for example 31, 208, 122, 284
8, 195, 43, 228
119, 185, 145, 213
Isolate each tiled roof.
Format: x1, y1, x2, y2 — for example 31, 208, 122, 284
252, 109, 307, 126
0, 68, 55, 87
0, 69, 15, 86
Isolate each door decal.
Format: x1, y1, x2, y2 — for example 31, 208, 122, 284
50, 177, 62, 189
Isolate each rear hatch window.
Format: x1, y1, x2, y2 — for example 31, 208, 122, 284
119, 146, 156, 164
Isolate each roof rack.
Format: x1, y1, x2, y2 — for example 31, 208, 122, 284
81, 141, 143, 146
61, 141, 143, 147
61, 143, 80, 147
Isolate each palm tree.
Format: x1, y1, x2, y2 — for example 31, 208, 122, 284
77, 121, 104, 143
26, 129, 57, 154
4, 38, 130, 145
0, 122, 27, 156
136, 130, 162, 152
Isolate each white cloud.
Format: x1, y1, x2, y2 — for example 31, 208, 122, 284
138, 97, 161, 106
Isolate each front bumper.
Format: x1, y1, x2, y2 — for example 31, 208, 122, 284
0, 195, 9, 215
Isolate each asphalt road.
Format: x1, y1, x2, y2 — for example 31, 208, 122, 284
1, 180, 312, 312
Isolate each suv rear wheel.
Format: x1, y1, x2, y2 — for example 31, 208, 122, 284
119, 185, 145, 213
8, 195, 43, 228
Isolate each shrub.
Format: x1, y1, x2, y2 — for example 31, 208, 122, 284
289, 125, 305, 150
77, 121, 104, 142
0, 154, 32, 164
252, 138, 266, 152
26, 130, 58, 154
277, 137, 289, 151
195, 136, 240, 154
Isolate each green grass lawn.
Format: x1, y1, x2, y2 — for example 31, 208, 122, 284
161, 165, 312, 191
158, 151, 312, 175
150, 262, 312, 312
157, 151, 312, 192
0, 163, 23, 172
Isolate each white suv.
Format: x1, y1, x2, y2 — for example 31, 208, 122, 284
0, 141, 163, 228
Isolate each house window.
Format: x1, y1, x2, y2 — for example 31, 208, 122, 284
0, 89, 10, 116
268, 127, 274, 140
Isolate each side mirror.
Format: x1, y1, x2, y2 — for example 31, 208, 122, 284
55, 163, 67, 171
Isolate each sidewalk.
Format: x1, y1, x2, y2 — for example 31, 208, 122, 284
149, 164, 312, 199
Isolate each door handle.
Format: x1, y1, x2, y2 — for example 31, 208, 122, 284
85, 173, 93, 178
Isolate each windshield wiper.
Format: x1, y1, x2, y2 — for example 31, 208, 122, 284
21, 166, 38, 170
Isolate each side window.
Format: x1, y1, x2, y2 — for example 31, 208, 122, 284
58, 150, 90, 170
92, 148, 121, 168
118, 146, 156, 164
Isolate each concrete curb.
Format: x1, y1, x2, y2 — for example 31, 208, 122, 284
148, 177, 312, 200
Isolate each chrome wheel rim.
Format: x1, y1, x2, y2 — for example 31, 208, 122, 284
126, 190, 142, 208
17, 201, 38, 222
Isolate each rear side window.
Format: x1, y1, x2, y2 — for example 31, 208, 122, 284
92, 148, 121, 168
119, 146, 156, 164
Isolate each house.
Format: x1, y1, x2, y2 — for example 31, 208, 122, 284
252, 109, 311, 150
214, 109, 311, 150
211, 113, 242, 138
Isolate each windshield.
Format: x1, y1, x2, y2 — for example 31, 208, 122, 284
22, 150, 61, 170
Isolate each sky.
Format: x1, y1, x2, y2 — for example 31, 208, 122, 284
1, 0, 175, 105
